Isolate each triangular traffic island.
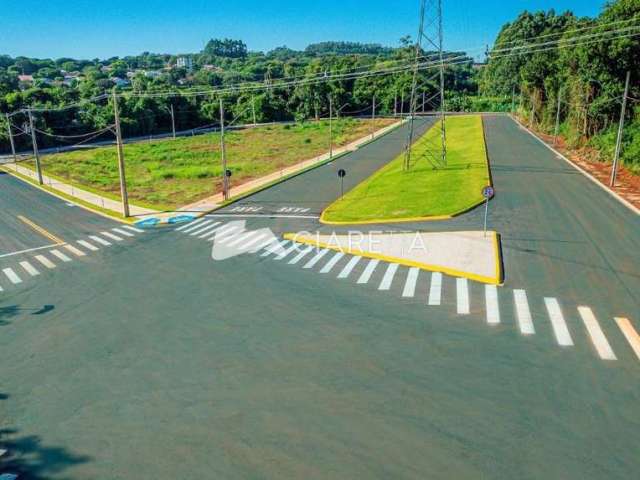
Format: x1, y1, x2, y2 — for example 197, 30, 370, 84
283, 230, 503, 285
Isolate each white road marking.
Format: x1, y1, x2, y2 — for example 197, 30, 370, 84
198, 224, 227, 239
3, 268, 21, 284
303, 249, 329, 269
249, 237, 277, 253
89, 235, 111, 246
274, 242, 299, 260
174, 218, 204, 231
320, 252, 345, 273
77, 240, 99, 252
544, 297, 573, 346
34, 255, 56, 269
261, 240, 290, 257
50, 249, 72, 262
456, 278, 470, 315
183, 220, 212, 233
513, 289, 535, 335
216, 228, 246, 245
288, 246, 314, 265
357, 259, 379, 284
192, 222, 222, 237
402, 268, 420, 298
189, 221, 219, 236
112, 228, 134, 238
337, 256, 361, 279
64, 244, 86, 257
485, 285, 500, 325
202, 224, 236, 240
100, 231, 123, 242
379, 263, 399, 291
615, 317, 640, 361
237, 233, 267, 251
578, 307, 616, 360
19, 261, 39, 276
224, 231, 256, 247
428, 272, 442, 306
122, 225, 144, 234
0, 243, 64, 259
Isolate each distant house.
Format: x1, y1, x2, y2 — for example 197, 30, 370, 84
18, 74, 34, 83
144, 70, 162, 79
202, 64, 222, 72
110, 77, 130, 87
62, 73, 82, 86
176, 56, 194, 72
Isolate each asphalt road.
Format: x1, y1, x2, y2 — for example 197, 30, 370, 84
0, 115, 639, 479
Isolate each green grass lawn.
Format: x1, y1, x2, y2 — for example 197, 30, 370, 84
37, 118, 394, 210
321, 115, 490, 224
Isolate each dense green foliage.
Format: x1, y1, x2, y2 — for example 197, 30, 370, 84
481, 0, 640, 170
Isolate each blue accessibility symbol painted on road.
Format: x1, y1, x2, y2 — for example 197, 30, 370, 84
167, 214, 196, 224
135, 217, 161, 228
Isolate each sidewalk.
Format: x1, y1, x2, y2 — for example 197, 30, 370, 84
179, 119, 405, 213
3, 162, 157, 217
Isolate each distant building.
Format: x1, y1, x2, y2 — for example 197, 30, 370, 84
18, 74, 34, 83
110, 77, 130, 87
144, 70, 162, 79
176, 56, 194, 72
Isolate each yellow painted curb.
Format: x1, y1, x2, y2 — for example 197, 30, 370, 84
319, 115, 494, 226
283, 231, 504, 286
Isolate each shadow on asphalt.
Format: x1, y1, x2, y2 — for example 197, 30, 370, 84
0, 305, 56, 326
0, 393, 91, 479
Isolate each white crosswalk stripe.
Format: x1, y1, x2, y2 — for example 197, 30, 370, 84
288, 246, 314, 265
261, 240, 290, 257
78, 240, 99, 252
198, 224, 226, 239
64, 244, 86, 257
50, 249, 72, 262
274, 243, 299, 260
3, 268, 22, 284
175, 218, 204, 231
379, 263, 399, 291
303, 249, 329, 269
320, 252, 345, 273
112, 227, 134, 238
578, 307, 616, 360
213, 226, 243, 243
203, 224, 236, 240
192, 222, 222, 237
249, 237, 277, 253
190, 221, 219, 236
237, 233, 267, 251
402, 268, 420, 298
122, 225, 144, 234
89, 235, 111, 246
513, 289, 534, 335
20, 261, 39, 276
221, 230, 252, 246
35, 255, 56, 269
428, 272, 442, 306
183, 220, 212, 234
615, 317, 640, 361
544, 297, 573, 347
485, 285, 500, 325
357, 259, 379, 284
337, 256, 361, 279
100, 231, 123, 242
456, 278, 470, 315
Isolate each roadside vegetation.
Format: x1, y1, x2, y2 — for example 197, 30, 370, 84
33, 117, 394, 210
321, 115, 489, 223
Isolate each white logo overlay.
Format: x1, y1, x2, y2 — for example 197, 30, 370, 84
211, 221, 285, 261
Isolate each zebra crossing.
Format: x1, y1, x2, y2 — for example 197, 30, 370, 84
174, 219, 640, 366
0, 225, 144, 293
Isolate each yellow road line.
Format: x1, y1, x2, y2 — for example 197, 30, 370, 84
615, 317, 640, 361
17, 215, 65, 245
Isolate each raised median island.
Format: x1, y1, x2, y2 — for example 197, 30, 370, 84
321, 115, 491, 224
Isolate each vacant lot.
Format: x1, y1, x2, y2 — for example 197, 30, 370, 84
38, 118, 395, 210
321, 115, 490, 223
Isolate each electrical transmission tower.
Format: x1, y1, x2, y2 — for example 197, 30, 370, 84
403, 0, 447, 171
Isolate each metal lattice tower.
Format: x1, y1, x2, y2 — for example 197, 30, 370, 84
403, 0, 447, 171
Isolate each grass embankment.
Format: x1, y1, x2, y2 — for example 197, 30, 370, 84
321, 115, 490, 224
37, 118, 394, 210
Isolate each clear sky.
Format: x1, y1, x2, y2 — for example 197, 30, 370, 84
0, 0, 604, 60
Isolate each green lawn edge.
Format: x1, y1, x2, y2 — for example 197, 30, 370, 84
320, 115, 491, 225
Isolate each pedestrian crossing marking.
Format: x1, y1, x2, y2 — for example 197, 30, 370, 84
456, 278, 470, 314
112, 227, 134, 237
50, 249, 72, 263
20, 261, 39, 276
402, 268, 419, 298
544, 298, 573, 347
337, 256, 361, 279
3, 268, 22, 284
428, 272, 442, 306
89, 235, 111, 246
615, 317, 640, 361
35, 255, 56, 269
485, 285, 500, 325
78, 240, 99, 252
64, 244, 86, 257
304, 249, 329, 269
320, 252, 344, 273
379, 263, 399, 291
357, 259, 379, 284
578, 307, 616, 360
513, 289, 534, 335
100, 231, 123, 242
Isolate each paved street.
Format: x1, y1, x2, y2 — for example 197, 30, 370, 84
0, 116, 639, 479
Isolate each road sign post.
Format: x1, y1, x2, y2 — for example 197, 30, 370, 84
338, 169, 346, 199
482, 185, 494, 237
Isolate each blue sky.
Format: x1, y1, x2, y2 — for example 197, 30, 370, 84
0, 0, 603, 60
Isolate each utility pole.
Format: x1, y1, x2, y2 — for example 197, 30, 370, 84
5, 113, 17, 164
219, 97, 229, 200
529, 91, 536, 129
394, 91, 398, 116
400, 91, 405, 116
610, 71, 630, 187
422, 91, 426, 113
252, 96, 257, 126
328, 96, 333, 159
371, 95, 376, 139
112, 90, 130, 217
170, 104, 176, 139
554, 88, 562, 145
27, 109, 43, 185
511, 86, 516, 113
